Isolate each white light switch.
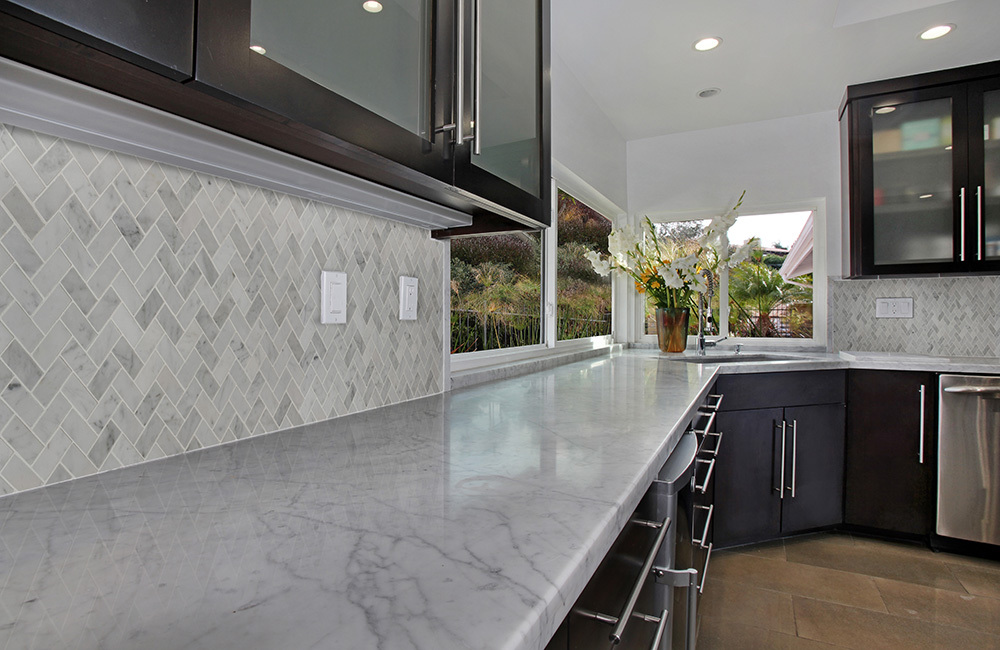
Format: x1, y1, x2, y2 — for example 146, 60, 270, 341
399, 276, 418, 320
321, 271, 347, 324
875, 297, 913, 319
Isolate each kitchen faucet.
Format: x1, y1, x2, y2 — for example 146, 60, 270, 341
697, 269, 726, 355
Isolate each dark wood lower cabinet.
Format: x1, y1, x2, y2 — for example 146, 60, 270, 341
712, 371, 847, 548
845, 370, 936, 536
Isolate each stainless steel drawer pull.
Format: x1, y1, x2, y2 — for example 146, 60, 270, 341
698, 543, 713, 594
647, 609, 669, 650
978, 185, 984, 261
694, 457, 716, 494
693, 409, 717, 436
704, 393, 724, 411
699, 430, 723, 457
692, 504, 713, 549
609, 516, 671, 645
918, 385, 926, 464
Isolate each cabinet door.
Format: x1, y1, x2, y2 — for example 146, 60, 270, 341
714, 408, 783, 547
845, 370, 935, 535
194, 0, 454, 187
852, 84, 970, 275
0, 0, 195, 79
452, 0, 550, 228
969, 78, 1000, 267
780, 404, 845, 534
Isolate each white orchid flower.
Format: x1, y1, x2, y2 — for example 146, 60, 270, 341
608, 225, 640, 267
585, 250, 612, 277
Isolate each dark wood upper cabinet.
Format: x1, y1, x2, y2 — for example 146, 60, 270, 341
0, 0, 551, 234
193, 0, 550, 233
842, 60, 1000, 276
0, 0, 195, 80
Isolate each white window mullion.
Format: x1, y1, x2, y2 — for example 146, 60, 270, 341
544, 179, 558, 347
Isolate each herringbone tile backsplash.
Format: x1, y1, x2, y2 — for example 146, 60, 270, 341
0, 123, 444, 495
830, 276, 1000, 356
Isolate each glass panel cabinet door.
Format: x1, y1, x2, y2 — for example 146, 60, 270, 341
250, 0, 431, 140
982, 89, 1000, 259
869, 97, 956, 266
472, 0, 540, 197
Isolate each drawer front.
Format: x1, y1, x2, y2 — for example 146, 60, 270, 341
715, 370, 846, 411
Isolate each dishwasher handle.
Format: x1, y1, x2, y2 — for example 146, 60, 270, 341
943, 386, 1000, 396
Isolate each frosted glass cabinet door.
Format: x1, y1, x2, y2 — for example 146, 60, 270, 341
471, 0, 541, 198
250, 0, 431, 140
870, 97, 956, 266
983, 89, 1000, 259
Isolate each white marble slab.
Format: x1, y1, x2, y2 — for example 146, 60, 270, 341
0, 351, 717, 650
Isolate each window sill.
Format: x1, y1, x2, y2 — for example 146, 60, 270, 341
450, 337, 617, 390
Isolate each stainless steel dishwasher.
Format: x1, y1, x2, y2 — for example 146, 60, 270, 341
938, 374, 1000, 545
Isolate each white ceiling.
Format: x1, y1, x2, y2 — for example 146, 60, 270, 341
551, 0, 1000, 141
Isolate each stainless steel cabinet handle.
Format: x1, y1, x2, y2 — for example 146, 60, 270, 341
791, 420, 798, 498
471, 0, 482, 153
700, 431, 723, 457
646, 609, 669, 650
693, 410, 718, 437
454, 0, 467, 145
779, 421, 787, 499
918, 385, 926, 464
609, 516, 672, 645
692, 504, 713, 549
698, 543, 713, 594
960, 187, 966, 262
978, 185, 984, 261
704, 393, 724, 411
694, 457, 716, 494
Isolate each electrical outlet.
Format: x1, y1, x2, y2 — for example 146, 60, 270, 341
875, 297, 913, 318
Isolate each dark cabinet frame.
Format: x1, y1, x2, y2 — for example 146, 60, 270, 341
0, 0, 551, 235
842, 59, 1000, 277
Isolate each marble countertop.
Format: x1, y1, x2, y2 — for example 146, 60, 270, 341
0, 351, 717, 650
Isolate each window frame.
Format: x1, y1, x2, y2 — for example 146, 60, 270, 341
638, 199, 828, 350
449, 174, 622, 376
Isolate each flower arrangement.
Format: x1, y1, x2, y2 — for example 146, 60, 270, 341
586, 191, 755, 310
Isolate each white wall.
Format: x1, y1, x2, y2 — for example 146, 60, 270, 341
551, 53, 628, 214
626, 110, 844, 277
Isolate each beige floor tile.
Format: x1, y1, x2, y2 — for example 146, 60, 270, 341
699, 577, 796, 634
784, 535, 967, 592
710, 552, 886, 612
719, 538, 787, 561
697, 616, 840, 650
950, 564, 1000, 600
875, 576, 1000, 635
793, 596, 1000, 650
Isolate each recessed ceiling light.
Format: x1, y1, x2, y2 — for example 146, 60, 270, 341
874, 106, 896, 114
363, 0, 383, 12
920, 24, 953, 40
697, 87, 722, 99
919, 194, 934, 199
693, 37, 722, 52
249, 45, 267, 55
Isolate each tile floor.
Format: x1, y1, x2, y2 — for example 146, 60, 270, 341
696, 533, 1000, 649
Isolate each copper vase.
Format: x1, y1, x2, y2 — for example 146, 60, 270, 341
655, 307, 690, 353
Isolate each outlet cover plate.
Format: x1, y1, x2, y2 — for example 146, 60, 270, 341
875, 297, 913, 318
399, 276, 418, 320
321, 271, 347, 324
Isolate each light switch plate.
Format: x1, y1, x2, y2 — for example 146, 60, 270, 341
875, 297, 913, 318
399, 276, 418, 320
321, 271, 347, 324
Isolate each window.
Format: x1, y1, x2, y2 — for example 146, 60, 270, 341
556, 190, 612, 340
450, 232, 542, 353
644, 209, 817, 341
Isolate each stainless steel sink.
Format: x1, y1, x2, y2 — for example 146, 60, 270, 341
670, 354, 803, 364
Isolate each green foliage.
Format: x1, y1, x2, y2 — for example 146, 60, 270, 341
557, 241, 605, 283
728, 261, 812, 338
557, 190, 612, 253
451, 233, 540, 276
